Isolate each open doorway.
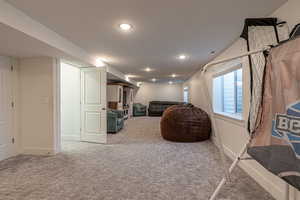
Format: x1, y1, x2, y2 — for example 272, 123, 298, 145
60, 62, 81, 142
183, 86, 190, 103
59, 61, 107, 150
106, 73, 135, 138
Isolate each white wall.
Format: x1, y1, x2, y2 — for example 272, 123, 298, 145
60, 62, 80, 141
19, 57, 57, 155
134, 82, 183, 106
184, 0, 300, 199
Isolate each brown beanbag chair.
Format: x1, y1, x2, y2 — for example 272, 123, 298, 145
161, 104, 211, 142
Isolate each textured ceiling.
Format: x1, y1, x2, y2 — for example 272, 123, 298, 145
7, 0, 286, 82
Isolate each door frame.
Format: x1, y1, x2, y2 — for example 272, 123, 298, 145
53, 60, 107, 152
53, 58, 61, 153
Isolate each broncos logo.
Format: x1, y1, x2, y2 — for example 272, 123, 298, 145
272, 101, 300, 158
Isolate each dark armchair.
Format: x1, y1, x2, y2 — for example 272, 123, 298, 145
133, 103, 147, 117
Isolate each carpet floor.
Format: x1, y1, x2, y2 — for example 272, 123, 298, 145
0, 117, 274, 200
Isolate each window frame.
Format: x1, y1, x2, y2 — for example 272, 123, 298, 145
212, 64, 244, 121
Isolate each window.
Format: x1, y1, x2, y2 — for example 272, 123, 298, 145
183, 87, 189, 103
213, 67, 243, 118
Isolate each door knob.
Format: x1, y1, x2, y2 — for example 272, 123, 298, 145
102, 108, 106, 110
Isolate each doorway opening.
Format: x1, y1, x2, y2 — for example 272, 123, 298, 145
59, 61, 107, 151
106, 73, 135, 138
60, 62, 81, 143
183, 87, 189, 103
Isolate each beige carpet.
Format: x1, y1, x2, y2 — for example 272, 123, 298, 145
0, 117, 274, 200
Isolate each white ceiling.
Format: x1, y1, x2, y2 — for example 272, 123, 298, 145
6, 0, 286, 82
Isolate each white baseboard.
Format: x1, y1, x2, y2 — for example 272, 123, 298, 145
0, 144, 18, 161
211, 135, 286, 200
22, 147, 55, 156
222, 145, 285, 200
61, 134, 80, 141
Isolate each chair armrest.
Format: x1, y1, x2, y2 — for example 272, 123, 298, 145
111, 109, 124, 118
107, 111, 117, 118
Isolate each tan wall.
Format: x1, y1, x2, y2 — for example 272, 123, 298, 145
19, 57, 56, 155
272, 0, 300, 30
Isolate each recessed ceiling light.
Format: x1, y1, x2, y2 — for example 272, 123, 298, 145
169, 81, 173, 85
151, 78, 157, 82
178, 54, 187, 60
119, 23, 132, 31
95, 58, 106, 67
144, 67, 153, 72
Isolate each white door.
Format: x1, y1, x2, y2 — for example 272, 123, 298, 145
0, 57, 14, 160
81, 67, 107, 143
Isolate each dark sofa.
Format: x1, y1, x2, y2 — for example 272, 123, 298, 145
148, 101, 183, 116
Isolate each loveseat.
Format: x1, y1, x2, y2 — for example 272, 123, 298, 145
148, 101, 182, 116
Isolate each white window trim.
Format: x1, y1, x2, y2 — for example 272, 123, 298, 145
212, 63, 244, 121
213, 112, 245, 127
212, 64, 242, 78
